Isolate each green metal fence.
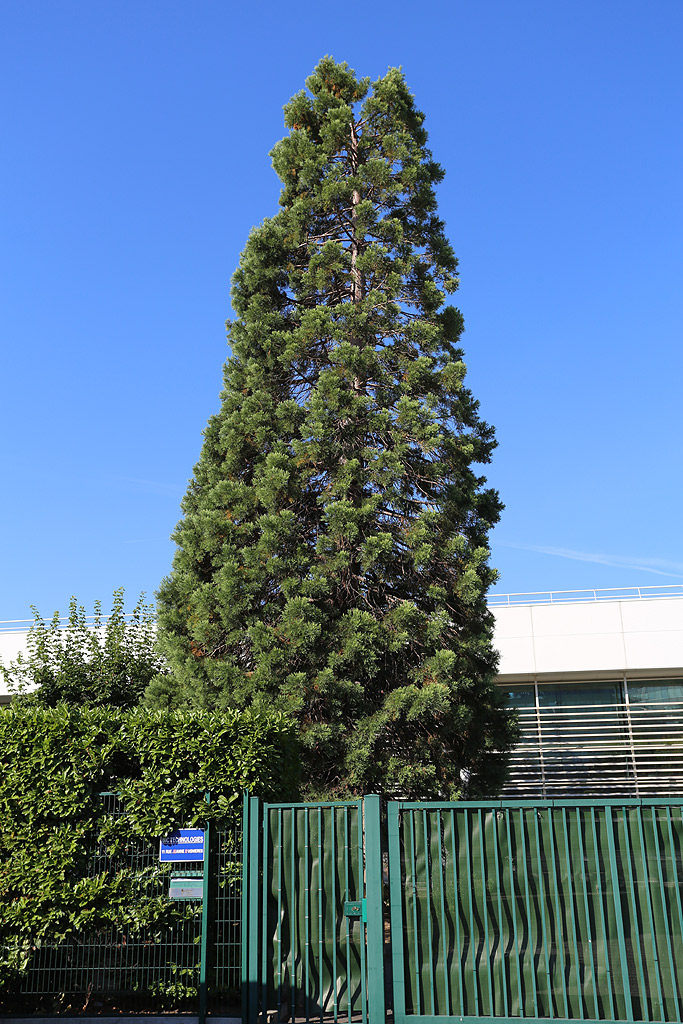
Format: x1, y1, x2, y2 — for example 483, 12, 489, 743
7, 794, 683, 1023
242, 795, 385, 1024
9, 792, 242, 1016
388, 799, 683, 1024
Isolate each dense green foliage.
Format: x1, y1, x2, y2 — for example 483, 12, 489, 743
155, 57, 517, 798
2, 589, 166, 708
0, 703, 298, 996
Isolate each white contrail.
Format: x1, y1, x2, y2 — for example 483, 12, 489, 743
497, 542, 683, 580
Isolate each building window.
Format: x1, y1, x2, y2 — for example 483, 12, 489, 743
501, 679, 683, 799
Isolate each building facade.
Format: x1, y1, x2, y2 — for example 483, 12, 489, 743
492, 586, 683, 798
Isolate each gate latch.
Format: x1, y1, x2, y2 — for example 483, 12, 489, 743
343, 899, 367, 922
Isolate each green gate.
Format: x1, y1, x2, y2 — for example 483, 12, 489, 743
387, 799, 683, 1024
242, 795, 385, 1024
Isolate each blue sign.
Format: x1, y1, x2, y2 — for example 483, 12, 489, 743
159, 829, 205, 862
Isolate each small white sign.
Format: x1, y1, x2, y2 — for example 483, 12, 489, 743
169, 877, 204, 900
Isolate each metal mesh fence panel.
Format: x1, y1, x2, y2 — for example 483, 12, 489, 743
388, 800, 683, 1024
4, 792, 243, 1015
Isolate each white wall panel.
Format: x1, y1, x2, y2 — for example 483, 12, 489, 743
490, 605, 533, 640
494, 595, 683, 680
530, 601, 624, 637
493, 635, 536, 677
624, 629, 683, 671
620, 596, 682, 633
532, 632, 626, 674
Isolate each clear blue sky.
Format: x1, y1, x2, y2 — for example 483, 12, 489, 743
2, 0, 682, 621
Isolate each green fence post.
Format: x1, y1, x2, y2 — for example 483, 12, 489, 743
364, 795, 385, 1024
650, 804, 681, 1019
248, 796, 261, 1024
199, 790, 213, 1024
605, 804, 634, 1021
388, 801, 406, 1024
241, 792, 250, 1024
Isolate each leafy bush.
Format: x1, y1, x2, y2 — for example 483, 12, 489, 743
2, 589, 166, 708
0, 704, 299, 1001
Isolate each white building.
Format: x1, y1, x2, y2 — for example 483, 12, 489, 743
492, 586, 683, 798
2, 586, 682, 798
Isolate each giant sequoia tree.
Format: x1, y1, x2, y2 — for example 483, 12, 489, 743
155, 58, 517, 798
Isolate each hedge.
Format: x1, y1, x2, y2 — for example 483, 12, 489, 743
0, 704, 299, 996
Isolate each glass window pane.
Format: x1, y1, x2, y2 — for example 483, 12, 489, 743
537, 681, 622, 706
627, 679, 683, 703
506, 685, 535, 708
627, 680, 683, 758
536, 681, 628, 796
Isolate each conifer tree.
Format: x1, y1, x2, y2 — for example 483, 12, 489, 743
154, 57, 517, 798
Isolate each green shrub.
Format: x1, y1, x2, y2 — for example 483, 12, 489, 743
2, 590, 167, 708
0, 704, 299, 996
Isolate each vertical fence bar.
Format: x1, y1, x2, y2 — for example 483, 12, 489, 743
277, 810, 283, 1019
589, 805, 616, 1021
436, 809, 451, 1016
318, 806, 324, 1022
291, 808, 298, 1022
636, 803, 665, 1020
304, 809, 311, 1022
547, 807, 569, 1019
248, 796, 260, 1024
408, 810, 422, 1016
665, 805, 683, 1014
357, 802, 368, 1024
264, 806, 270, 1015
478, 809, 494, 1016
505, 808, 524, 1017
560, 806, 584, 1019
262, 806, 270, 1020
520, 808, 539, 1018
650, 806, 681, 1021
492, 809, 509, 1017
605, 804, 634, 1021
389, 802, 407, 1024
533, 807, 554, 1017
623, 808, 650, 1020
449, 809, 464, 1017
423, 809, 436, 1014
344, 806, 351, 1024
464, 809, 479, 1016
331, 807, 338, 1023
364, 795, 385, 1024
199, 791, 212, 1024
241, 793, 250, 1024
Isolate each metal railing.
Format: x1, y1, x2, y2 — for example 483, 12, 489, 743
488, 583, 683, 606
0, 613, 141, 634
4, 584, 682, 633
502, 699, 683, 799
